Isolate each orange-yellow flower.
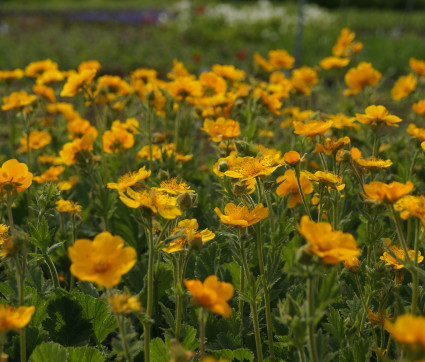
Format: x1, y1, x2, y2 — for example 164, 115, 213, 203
0, 69, 24, 81
409, 58, 425, 77
344, 256, 360, 272
94, 75, 132, 103
224, 155, 282, 181
344, 62, 381, 96
332, 28, 362, 57
291, 66, 318, 95
391, 73, 416, 100
211, 64, 245, 81
276, 169, 313, 208
283, 151, 301, 165
0, 159, 33, 194
395, 195, 425, 226
385, 314, 425, 347
354, 157, 392, 170
34, 166, 65, 184
60, 69, 97, 97
363, 181, 413, 203
2, 91, 37, 111
119, 188, 182, 219
407, 123, 425, 142
356, 105, 402, 127
68, 232, 136, 288
380, 239, 423, 270
102, 128, 134, 153
33, 84, 56, 102
302, 170, 345, 191
254, 52, 274, 72
59, 134, 95, 166
0, 305, 35, 333
152, 178, 194, 196
314, 137, 350, 155
298, 215, 360, 264
319, 56, 350, 70
25, 59, 58, 77
268, 50, 295, 70
17, 130, 52, 154
108, 293, 142, 314
107, 167, 151, 193
293, 120, 333, 138
184, 275, 234, 318
78, 60, 101, 73
162, 219, 215, 253
329, 113, 359, 130
201, 117, 241, 142
413, 99, 425, 115
214, 203, 268, 228
56, 199, 82, 215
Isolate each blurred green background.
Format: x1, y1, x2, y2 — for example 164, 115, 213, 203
0, 0, 424, 77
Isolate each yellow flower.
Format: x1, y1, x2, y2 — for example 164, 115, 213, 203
108, 293, 142, 314
293, 120, 333, 138
0, 224, 9, 240
344, 256, 360, 272
314, 137, 350, 155
57, 176, 79, 191
119, 188, 182, 219
67, 118, 98, 140
201, 117, 241, 142
47, 102, 80, 122
354, 157, 392, 170
385, 314, 425, 346
102, 128, 134, 153
224, 155, 283, 182
302, 170, 345, 191
407, 123, 425, 142
168, 77, 203, 101
329, 113, 359, 130
268, 49, 295, 70
211, 64, 245, 81
0, 69, 24, 80
17, 130, 52, 154
380, 239, 423, 270
34, 166, 65, 184
395, 195, 425, 226
68, 232, 136, 288
290, 66, 318, 95
332, 28, 362, 57
60, 69, 97, 97
94, 75, 132, 103
253, 52, 274, 72
184, 275, 234, 318
59, 134, 95, 166
319, 56, 350, 70
283, 150, 301, 165
391, 73, 416, 100
56, 199, 82, 215
409, 58, 425, 77
344, 62, 381, 96
298, 215, 360, 264
136, 145, 162, 161
412, 100, 425, 115
167, 59, 194, 80
33, 84, 56, 102
152, 178, 194, 196
78, 60, 101, 72
0, 159, 33, 194
162, 219, 215, 253
0, 305, 35, 333
356, 105, 402, 127
214, 203, 268, 228
363, 181, 413, 203
107, 167, 151, 193
276, 169, 313, 208
25, 59, 58, 77
2, 91, 37, 111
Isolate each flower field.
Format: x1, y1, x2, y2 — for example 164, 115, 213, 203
1, 23, 425, 362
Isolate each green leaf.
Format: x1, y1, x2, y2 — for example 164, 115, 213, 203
74, 292, 117, 344
180, 324, 199, 351
28, 288, 49, 327
322, 306, 345, 344
67, 346, 105, 362
29, 342, 68, 362
42, 292, 93, 346
233, 348, 255, 362
158, 302, 175, 333
77, 281, 100, 298
149, 338, 170, 362
28, 217, 51, 253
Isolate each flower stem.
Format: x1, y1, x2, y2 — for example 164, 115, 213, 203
143, 214, 154, 362
306, 276, 319, 362
147, 105, 153, 173
265, 192, 275, 234
199, 308, 206, 359
411, 219, 420, 315
44, 254, 60, 289
116, 313, 133, 362
296, 175, 312, 220
175, 252, 183, 340
239, 264, 244, 341
255, 224, 275, 360
389, 205, 410, 259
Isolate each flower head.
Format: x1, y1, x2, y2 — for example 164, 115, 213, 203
214, 203, 268, 228
268, 50, 295, 70
2, 91, 37, 111
60, 69, 97, 97
0, 305, 35, 333
107, 167, 151, 193
56, 199, 82, 215
298, 215, 360, 264
409, 58, 425, 77
224, 155, 282, 182
385, 314, 425, 347
34, 166, 65, 184
68, 232, 136, 288
0, 159, 33, 194
152, 178, 194, 196
184, 275, 234, 318
293, 120, 333, 138
314, 137, 350, 155
344, 62, 381, 96
302, 170, 345, 191
319, 56, 350, 70
201, 117, 240, 142
363, 181, 413, 203
354, 157, 392, 170
380, 239, 423, 270
391, 73, 416, 101
276, 169, 313, 208
395, 195, 425, 226
356, 105, 402, 128
108, 293, 142, 314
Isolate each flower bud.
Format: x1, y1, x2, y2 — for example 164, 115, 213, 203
344, 256, 360, 272
218, 161, 229, 173
233, 181, 249, 196
296, 245, 313, 265
177, 192, 197, 209
189, 234, 203, 250
157, 169, 169, 181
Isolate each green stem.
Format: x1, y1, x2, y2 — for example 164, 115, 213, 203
306, 276, 319, 362
409, 148, 420, 179
6, 192, 15, 233
318, 152, 328, 171
239, 265, 244, 341
332, 191, 339, 230
174, 104, 181, 153
297, 346, 307, 362
411, 220, 420, 315
14, 256, 26, 362
143, 214, 154, 362
389, 205, 410, 259
265, 192, 275, 234
240, 239, 263, 361
317, 185, 324, 222
199, 308, 206, 360
372, 126, 379, 158
296, 174, 312, 219
255, 223, 275, 360
175, 253, 183, 340
44, 254, 60, 289
116, 314, 133, 362
0, 333, 5, 362
147, 105, 153, 172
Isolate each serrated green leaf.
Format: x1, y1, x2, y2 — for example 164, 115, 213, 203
0, 281, 15, 298
74, 292, 117, 344
149, 338, 170, 362
28, 288, 49, 327
29, 342, 68, 362
158, 302, 175, 332
67, 346, 105, 362
77, 281, 100, 298
233, 348, 254, 362
180, 324, 199, 351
